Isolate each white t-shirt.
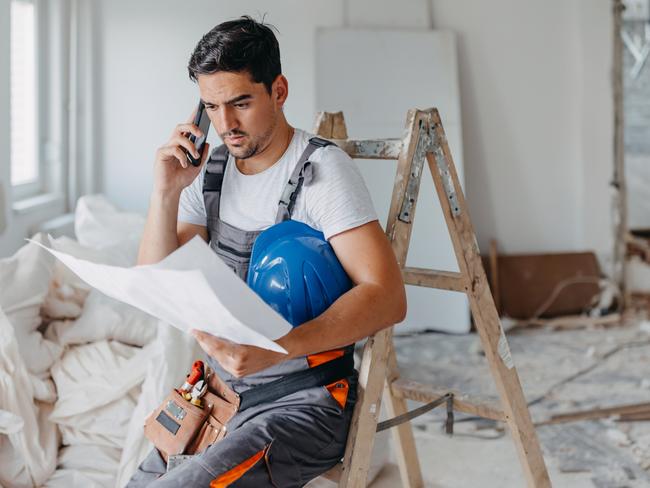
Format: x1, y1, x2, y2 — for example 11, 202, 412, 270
178, 128, 378, 240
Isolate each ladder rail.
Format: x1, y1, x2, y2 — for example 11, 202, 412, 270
313, 109, 551, 488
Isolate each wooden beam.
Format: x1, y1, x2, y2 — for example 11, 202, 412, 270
538, 402, 650, 426
312, 111, 349, 140
385, 110, 426, 267
380, 109, 425, 487
392, 379, 505, 421
520, 313, 622, 330
383, 346, 424, 487
489, 239, 501, 313
338, 331, 392, 488
331, 113, 348, 139
313, 111, 334, 136
618, 412, 650, 422
402, 267, 468, 292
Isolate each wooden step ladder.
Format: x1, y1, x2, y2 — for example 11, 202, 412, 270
313, 108, 551, 487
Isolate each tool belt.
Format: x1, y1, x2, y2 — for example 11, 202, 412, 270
143, 353, 354, 459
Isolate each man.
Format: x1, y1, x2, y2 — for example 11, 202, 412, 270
129, 16, 406, 487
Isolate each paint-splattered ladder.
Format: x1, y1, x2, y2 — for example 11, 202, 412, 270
314, 109, 551, 488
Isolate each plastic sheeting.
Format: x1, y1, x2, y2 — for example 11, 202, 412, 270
74, 195, 145, 257
0, 233, 63, 375
0, 307, 58, 487
114, 324, 204, 487
49, 341, 154, 449
44, 445, 122, 488
46, 290, 157, 348
1, 194, 389, 487
0, 194, 153, 488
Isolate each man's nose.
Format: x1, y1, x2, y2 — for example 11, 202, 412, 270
219, 107, 239, 134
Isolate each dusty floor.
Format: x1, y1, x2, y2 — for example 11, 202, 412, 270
368, 319, 650, 487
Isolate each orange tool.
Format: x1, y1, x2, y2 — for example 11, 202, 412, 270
179, 360, 204, 395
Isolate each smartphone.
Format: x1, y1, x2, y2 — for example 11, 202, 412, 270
186, 101, 210, 166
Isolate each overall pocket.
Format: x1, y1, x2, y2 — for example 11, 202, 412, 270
213, 241, 251, 279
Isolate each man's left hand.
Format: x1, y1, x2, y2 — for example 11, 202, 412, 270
190, 329, 287, 378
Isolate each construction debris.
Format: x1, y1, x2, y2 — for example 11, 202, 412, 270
392, 318, 650, 486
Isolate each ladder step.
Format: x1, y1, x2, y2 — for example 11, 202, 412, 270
330, 138, 402, 159
402, 267, 469, 292
391, 379, 505, 421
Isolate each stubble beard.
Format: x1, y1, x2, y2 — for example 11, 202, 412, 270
226, 117, 277, 160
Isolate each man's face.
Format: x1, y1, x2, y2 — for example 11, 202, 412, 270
197, 71, 286, 160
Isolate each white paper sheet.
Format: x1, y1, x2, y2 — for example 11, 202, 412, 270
29, 236, 291, 353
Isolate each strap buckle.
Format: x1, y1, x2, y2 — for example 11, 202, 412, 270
278, 179, 299, 206
308, 136, 333, 148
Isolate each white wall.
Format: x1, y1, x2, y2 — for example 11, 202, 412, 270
576, 0, 615, 266
99, 0, 343, 212
317, 28, 470, 333
430, 0, 613, 264
98, 0, 613, 265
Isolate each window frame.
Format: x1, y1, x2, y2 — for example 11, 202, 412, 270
10, 0, 49, 202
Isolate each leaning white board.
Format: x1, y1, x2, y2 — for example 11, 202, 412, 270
316, 28, 470, 333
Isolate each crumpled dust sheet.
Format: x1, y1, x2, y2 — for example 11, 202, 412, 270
30, 236, 291, 353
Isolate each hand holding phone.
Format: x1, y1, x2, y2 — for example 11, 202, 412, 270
151, 101, 211, 195
186, 101, 211, 166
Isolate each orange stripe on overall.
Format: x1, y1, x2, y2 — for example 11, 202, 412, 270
209, 448, 266, 488
307, 349, 349, 408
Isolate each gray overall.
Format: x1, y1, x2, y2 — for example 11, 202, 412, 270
127, 138, 357, 488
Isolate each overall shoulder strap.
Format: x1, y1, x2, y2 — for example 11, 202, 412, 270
275, 137, 337, 223
203, 144, 230, 230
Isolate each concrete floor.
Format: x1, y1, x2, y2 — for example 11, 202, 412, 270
364, 319, 650, 487
370, 432, 595, 487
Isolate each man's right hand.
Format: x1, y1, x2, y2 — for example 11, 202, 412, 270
153, 113, 211, 195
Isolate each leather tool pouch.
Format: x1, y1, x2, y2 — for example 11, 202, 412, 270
186, 390, 237, 453
144, 353, 352, 460
144, 368, 240, 459
144, 389, 210, 457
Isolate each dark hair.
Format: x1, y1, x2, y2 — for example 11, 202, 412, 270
188, 16, 281, 94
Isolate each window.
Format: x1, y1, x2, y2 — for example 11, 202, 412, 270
8, 0, 93, 213
10, 0, 40, 199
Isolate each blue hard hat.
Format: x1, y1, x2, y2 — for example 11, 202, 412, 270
247, 220, 353, 327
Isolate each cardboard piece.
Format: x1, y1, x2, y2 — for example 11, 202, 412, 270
484, 252, 601, 319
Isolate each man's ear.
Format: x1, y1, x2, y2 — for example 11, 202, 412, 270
273, 75, 289, 106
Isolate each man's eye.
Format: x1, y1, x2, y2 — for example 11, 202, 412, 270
234, 103, 249, 109
206, 106, 216, 111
